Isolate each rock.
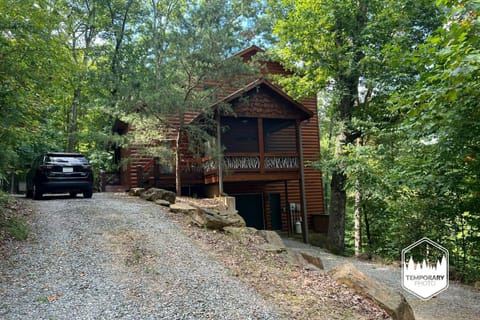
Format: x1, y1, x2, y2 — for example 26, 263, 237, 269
299, 251, 324, 270
155, 199, 171, 207
190, 207, 246, 230
261, 244, 287, 253
288, 251, 310, 267
329, 263, 414, 320
170, 203, 197, 215
287, 249, 324, 270
140, 188, 176, 203
256, 230, 286, 252
129, 188, 145, 196
224, 226, 258, 239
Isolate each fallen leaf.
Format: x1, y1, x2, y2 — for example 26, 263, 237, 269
47, 292, 62, 303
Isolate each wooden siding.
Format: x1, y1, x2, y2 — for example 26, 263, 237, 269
235, 46, 324, 216
232, 88, 306, 119
299, 97, 324, 216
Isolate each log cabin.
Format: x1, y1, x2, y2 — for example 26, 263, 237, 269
110, 46, 328, 234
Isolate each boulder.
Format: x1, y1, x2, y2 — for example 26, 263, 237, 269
299, 251, 324, 270
190, 207, 246, 230
140, 188, 176, 204
329, 263, 415, 320
288, 251, 319, 271
170, 203, 197, 215
224, 226, 258, 239
287, 249, 324, 270
256, 230, 287, 253
155, 199, 171, 207
129, 188, 145, 196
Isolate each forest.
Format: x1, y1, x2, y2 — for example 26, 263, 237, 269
1, 0, 478, 283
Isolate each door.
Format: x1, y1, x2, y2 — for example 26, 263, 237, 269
269, 193, 282, 230
234, 194, 264, 230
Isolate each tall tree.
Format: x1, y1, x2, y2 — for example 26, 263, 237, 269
269, 0, 442, 253
123, 0, 260, 196
390, 0, 480, 281
0, 0, 72, 182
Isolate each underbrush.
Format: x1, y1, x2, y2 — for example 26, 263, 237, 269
0, 192, 30, 242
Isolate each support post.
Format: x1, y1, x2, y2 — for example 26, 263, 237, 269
297, 120, 309, 244
216, 114, 224, 195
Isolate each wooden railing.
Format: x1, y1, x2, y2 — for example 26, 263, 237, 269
135, 152, 300, 189
202, 152, 299, 173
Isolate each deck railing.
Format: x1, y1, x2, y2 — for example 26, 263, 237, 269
136, 152, 301, 188
202, 152, 299, 173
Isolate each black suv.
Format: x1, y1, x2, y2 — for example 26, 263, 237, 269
26, 153, 94, 199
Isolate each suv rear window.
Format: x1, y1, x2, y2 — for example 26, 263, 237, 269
45, 156, 89, 165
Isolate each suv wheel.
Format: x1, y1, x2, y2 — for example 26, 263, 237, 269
33, 185, 43, 200
26, 189, 33, 198
83, 189, 93, 199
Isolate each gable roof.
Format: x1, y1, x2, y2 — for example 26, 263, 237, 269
234, 45, 265, 59
203, 78, 313, 121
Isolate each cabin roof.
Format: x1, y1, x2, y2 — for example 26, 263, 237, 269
202, 78, 313, 121
234, 45, 265, 58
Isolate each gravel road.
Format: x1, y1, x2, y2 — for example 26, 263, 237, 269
0, 193, 281, 320
283, 239, 480, 320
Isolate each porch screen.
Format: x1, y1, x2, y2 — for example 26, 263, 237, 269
221, 117, 259, 152
263, 119, 297, 152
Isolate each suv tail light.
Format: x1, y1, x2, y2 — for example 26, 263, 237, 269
82, 165, 92, 171
39, 165, 53, 171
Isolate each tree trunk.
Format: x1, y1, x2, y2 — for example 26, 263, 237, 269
67, 88, 80, 152
354, 137, 363, 257
354, 184, 362, 257
328, 170, 346, 253
363, 204, 371, 251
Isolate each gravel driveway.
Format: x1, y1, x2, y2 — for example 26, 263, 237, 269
283, 239, 480, 320
0, 193, 281, 320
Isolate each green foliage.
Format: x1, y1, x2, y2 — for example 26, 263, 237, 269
0, 192, 29, 241
3, 217, 29, 241
0, 0, 71, 182
385, 0, 480, 282
269, 0, 479, 282
269, 0, 444, 253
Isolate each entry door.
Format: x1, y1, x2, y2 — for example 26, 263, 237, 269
234, 194, 264, 230
269, 193, 282, 230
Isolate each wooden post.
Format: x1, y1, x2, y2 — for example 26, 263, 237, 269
297, 120, 309, 244
100, 169, 106, 192
216, 114, 224, 195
